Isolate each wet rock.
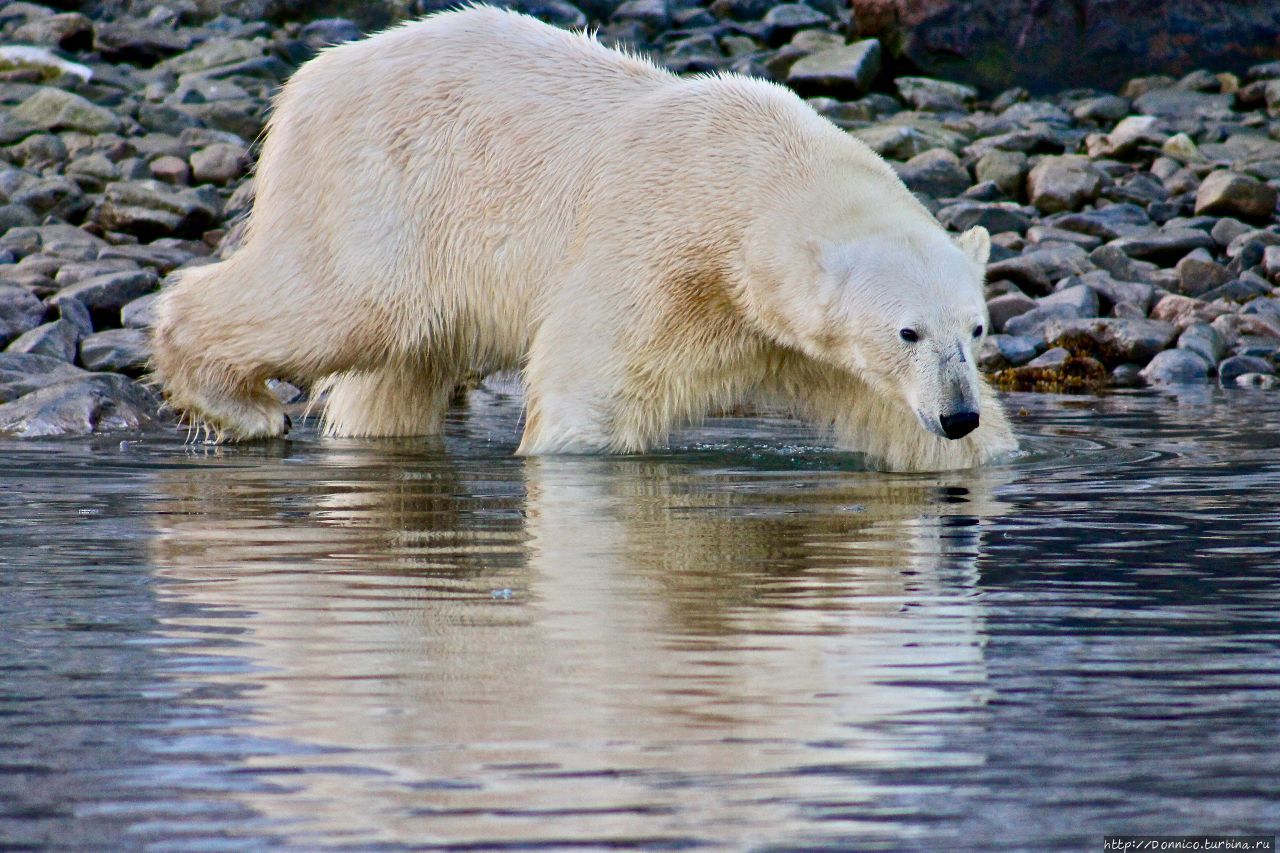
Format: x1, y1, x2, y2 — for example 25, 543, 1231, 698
0, 372, 162, 437
895, 76, 975, 112
11, 88, 121, 135
1177, 322, 1226, 366
1194, 170, 1278, 220
52, 269, 160, 318
1140, 348, 1210, 385
4, 319, 80, 363
0, 285, 46, 348
1045, 317, 1179, 366
96, 181, 222, 241
1026, 155, 1106, 214
894, 148, 970, 199
986, 291, 1035, 333
786, 40, 882, 98
1218, 354, 1275, 386
78, 328, 150, 376
1108, 228, 1215, 264
1176, 250, 1233, 297
0, 352, 86, 403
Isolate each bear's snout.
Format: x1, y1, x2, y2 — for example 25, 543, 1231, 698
940, 411, 979, 440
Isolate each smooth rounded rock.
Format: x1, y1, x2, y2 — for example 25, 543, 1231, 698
1139, 348, 1210, 384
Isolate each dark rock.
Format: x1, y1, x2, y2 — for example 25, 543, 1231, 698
1088, 244, 1156, 283
52, 269, 159, 318
79, 328, 150, 376
0, 352, 85, 403
937, 201, 1031, 235
54, 259, 142, 289
1199, 276, 1272, 304
1071, 95, 1131, 123
1194, 170, 1278, 220
4, 319, 79, 362
299, 18, 364, 48
894, 148, 970, 199
96, 181, 222, 241
1110, 363, 1144, 387
99, 243, 203, 274
611, 0, 669, 34
0, 285, 46, 348
1133, 87, 1234, 120
1064, 270, 1154, 315
1108, 228, 1215, 264
1139, 348, 1210, 384
0, 372, 162, 437
1052, 204, 1151, 241
11, 12, 94, 52
1218, 354, 1275, 386
855, 1, 1280, 95
93, 22, 193, 66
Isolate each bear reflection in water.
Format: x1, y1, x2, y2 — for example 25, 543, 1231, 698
147, 412, 1011, 844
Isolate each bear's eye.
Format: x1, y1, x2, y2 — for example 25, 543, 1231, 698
972, 325, 984, 338
899, 328, 919, 343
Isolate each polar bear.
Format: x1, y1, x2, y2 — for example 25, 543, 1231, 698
151, 5, 1016, 472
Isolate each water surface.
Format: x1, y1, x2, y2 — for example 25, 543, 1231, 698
2, 388, 1279, 850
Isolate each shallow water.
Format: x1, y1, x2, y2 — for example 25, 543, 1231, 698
2, 387, 1279, 851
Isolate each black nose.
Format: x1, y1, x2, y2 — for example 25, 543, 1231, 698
940, 411, 979, 440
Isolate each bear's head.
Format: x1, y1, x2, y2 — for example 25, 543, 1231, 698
751, 223, 992, 442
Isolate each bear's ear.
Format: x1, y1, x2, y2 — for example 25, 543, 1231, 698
955, 226, 990, 268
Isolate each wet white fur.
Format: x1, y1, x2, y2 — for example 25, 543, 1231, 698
150, 5, 1016, 472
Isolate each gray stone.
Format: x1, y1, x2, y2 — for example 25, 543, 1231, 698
987, 291, 1036, 333
978, 333, 1039, 369
1040, 284, 1100, 317
1194, 171, 1278, 220
4, 319, 79, 362
66, 154, 119, 193
96, 181, 222, 241
1218, 354, 1275, 385
121, 292, 159, 329
1004, 302, 1084, 338
0, 373, 161, 437
1108, 228, 1216, 264
1176, 251, 1233, 297
0, 285, 46, 348
53, 269, 160, 314
1200, 277, 1272, 304
1052, 204, 1151, 241
79, 328, 150, 376
1093, 115, 1168, 158
936, 201, 1031, 235
149, 155, 190, 185
0, 204, 39, 232
1044, 317, 1179, 364
1139, 348, 1210, 384
1211, 217, 1253, 248
1177, 323, 1226, 366
54, 259, 142, 289
1066, 270, 1154, 315
1026, 226, 1102, 251
12, 12, 94, 52
1088, 244, 1157, 283
1263, 245, 1280, 282
55, 297, 93, 338
894, 76, 976, 112
611, 0, 668, 33
1133, 88, 1234, 119
1027, 155, 1106, 214
894, 148, 970, 199
786, 40, 882, 98
1072, 95, 1131, 123
0, 352, 86, 403
1024, 346, 1070, 369
760, 4, 830, 46
157, 38, 264, 76
11, 88, 121, 135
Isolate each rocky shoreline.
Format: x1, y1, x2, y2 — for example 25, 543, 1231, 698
1, 0, 1279, 437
